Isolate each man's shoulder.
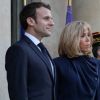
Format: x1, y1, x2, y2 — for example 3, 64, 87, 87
6, 40, 27, 54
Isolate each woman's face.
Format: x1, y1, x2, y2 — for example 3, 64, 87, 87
79, 26, 92, 54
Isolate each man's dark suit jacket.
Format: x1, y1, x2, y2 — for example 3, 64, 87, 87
5, 35, 55, 100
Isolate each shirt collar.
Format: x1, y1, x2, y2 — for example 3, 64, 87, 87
25, 32, 40, 45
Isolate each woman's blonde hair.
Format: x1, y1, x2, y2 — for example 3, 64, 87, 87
58, 21, 93, 58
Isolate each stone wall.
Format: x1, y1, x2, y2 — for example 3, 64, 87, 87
0, 0, 11, 100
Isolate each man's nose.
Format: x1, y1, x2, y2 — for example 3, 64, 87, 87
49, 19, 55, 26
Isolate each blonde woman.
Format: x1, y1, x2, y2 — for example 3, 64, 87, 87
54, 21, 100, 100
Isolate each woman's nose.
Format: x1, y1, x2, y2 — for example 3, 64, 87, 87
85, 36, 90, 42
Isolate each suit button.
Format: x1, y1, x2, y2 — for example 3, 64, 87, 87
95, 77, 97, 81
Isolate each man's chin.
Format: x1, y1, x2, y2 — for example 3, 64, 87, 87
45, 32, 51, 37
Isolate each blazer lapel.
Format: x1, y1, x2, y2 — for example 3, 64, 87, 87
22, 35, 54, 82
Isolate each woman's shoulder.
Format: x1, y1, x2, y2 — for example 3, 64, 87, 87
92, 57, 100, 65
53, 56, 70, 65
54, 56, 67, 61
95, 59, 100, 68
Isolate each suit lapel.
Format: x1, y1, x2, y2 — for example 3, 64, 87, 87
22, 35, 54, 82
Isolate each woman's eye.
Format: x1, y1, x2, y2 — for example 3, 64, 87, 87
81, 35, 84, 37
88, 34, 91, 36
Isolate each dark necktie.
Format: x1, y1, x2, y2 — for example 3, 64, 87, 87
38, 43, 54, 77
38, 43, 49, 57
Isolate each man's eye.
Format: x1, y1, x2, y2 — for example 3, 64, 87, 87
44, 17, 50, 20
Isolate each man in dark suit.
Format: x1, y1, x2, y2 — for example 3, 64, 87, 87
5, 2, 55, 100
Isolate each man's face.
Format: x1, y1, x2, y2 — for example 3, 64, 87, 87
34, 7, 54, 39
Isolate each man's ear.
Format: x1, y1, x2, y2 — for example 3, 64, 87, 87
26, 17, 35, 26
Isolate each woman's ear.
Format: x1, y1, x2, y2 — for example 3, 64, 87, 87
26, 17, 35, 26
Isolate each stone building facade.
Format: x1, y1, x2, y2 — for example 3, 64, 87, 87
0, 0, 100, 100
